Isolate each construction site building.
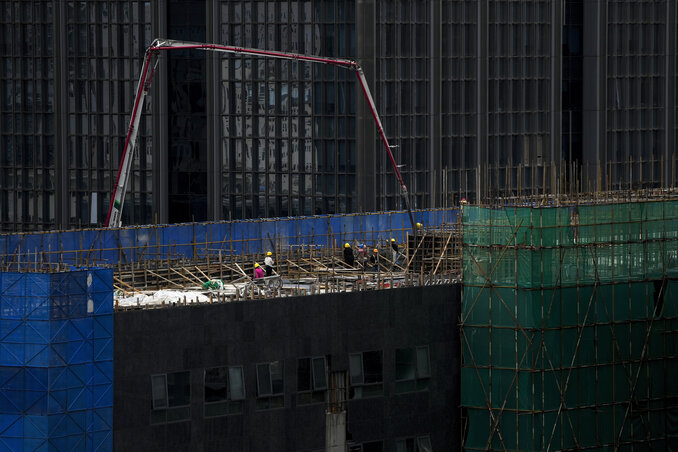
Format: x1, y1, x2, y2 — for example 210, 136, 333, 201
1, 196, 677, 450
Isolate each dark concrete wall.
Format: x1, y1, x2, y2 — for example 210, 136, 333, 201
114, 284, 461, 451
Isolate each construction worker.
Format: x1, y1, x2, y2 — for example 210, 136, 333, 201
357, 244, 367, 268
391, 238, 400, 265
369, 248, 379, 271
343, 243, 355, 266
253, 263, 264, 279
264, 251, 274, 277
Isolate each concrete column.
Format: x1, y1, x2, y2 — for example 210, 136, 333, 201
325, 412, 347, 452
582, 0, 605, 190
550, 2, 563, 169
54, 0, 69, 228
665, 1, 676, 187
206, 0, 222, 221
355, 0, 377, 212
152, 0, 169, 224
430, 0, 442, 207
476, 0, 488, 202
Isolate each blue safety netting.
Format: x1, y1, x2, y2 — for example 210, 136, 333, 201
0, 268, 113, 451
0, 209, 458, 267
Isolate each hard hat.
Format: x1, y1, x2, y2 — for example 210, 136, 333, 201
373, 249, 379, 253
461, 197, 467, 203
391, 238, 395, 242
359, 244, 364, 248
344, 243, 350, 248
266, 251, 272, 256
254, 263, 260, 268
416, 222, 422, 228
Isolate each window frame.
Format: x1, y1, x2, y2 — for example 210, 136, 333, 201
348, 350, 383, 399
150, 370, 191, 424
256, 360, 285, 410
297, 355, 328, 405
228, 365, 246, 400
395, 435, 432, 452
151, 373, 168, 409
203, 365, 246, 417
395, 345, 431, 393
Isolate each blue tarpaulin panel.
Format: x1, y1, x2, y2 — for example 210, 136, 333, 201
0, 269, 113, 451
0, 209, 459, 268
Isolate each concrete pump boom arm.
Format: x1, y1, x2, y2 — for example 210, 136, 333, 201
106, 38, 414, 230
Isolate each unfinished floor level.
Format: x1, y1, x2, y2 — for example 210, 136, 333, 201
0, 209, 461, 306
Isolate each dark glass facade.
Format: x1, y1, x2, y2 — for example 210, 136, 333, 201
605, 0, 665, 187
486, 0, 553, 195
562, 0, 583, 165
441, 0, 477, 204
582, 0, 675, 190
168, 0, 207, 223
1, 1, 56, 230
65, 1, 153, 226
376, 1, 431, 211
1, 0, 677, 231
218, 1, 356, 219
0, 0, 153, 231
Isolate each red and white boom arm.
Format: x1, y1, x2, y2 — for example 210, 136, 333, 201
106, 38, 414, 230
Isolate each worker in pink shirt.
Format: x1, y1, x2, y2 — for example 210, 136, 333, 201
253, 263, 265, 279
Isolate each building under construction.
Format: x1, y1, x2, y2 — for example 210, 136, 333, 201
461, 191, 678, 450
1, 194, 677, 450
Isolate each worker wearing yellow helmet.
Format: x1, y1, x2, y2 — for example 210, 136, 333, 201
343, 242, 355, 267
264, 251, 275, 277
253, 262, 264, 279
391, 238, 400, 265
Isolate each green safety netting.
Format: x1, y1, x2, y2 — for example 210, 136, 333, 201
461, 200, 678, 451
463, 201, 678, 290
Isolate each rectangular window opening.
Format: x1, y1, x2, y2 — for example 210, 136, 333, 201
150, 371, 191, 424
395, 435, 432, 452
395, 346, 431, 393
349, 351, 383, 399
297, 356, 327, 405
256, 360, 285, 410
204, 366, 244, 417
